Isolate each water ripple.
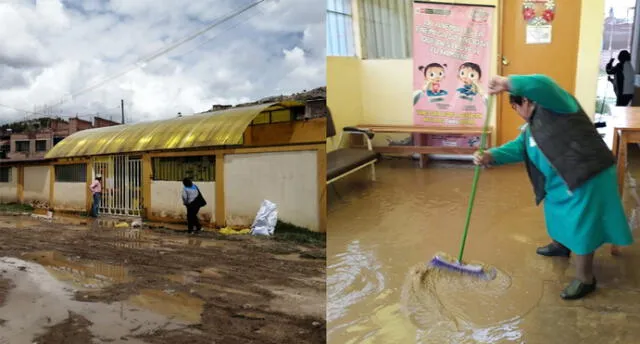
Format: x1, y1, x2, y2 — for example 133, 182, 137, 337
327, 240, 386, 324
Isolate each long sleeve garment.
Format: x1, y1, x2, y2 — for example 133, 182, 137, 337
182, 186, 198, 206
488, 74, 633, 255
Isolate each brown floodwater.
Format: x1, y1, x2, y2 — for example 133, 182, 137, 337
327, 154, 640, 344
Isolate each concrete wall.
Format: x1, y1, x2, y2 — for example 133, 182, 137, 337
23, 165, 50, 205
149, 181, 215, 223
53, 182, 86, 211
0, 167, 17, 203
224, 150, 318, 231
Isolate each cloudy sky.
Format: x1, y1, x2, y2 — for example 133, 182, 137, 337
0, 0, 325, 124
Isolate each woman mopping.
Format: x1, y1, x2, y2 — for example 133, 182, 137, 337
474, 74, 633, 300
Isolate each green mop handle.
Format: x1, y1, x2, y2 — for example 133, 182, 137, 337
457, 95, 493, 262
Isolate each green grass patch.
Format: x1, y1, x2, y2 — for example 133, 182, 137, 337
0, 203, 34, 213
273, 220, 326, 247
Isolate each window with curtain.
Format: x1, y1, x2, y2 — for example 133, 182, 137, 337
358, 0, 412, 59
327, 0, 356, 56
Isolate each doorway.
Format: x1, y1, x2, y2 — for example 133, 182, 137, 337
498, 0, 582, 145
93, 155, 142, 217
596, 1, 636, 115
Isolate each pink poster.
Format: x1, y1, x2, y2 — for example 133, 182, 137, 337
412, 2, 495, 129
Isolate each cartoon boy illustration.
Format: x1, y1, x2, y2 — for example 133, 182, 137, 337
418, 63, 448, 97
456, 62, 483, 98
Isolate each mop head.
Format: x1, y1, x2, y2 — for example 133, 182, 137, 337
429, 252, 496, 281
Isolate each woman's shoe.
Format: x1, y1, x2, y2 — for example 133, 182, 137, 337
536, 242, 571, 257
560, 278, 597, 300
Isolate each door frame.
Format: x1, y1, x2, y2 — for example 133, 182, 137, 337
496, 0, 505, 146
93, 154, 143, 217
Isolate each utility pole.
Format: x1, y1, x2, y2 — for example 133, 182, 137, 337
121, 99, 125, 124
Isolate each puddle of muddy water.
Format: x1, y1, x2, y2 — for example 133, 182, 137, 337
328, 158, 640, 344
0, 218, 43, 230
162, 237, 221, 248
20, 251, 131, 290
0, 257, 190, 344
129, 289, 204, 324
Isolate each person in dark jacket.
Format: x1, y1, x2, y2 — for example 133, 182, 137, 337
474, 74, 633, 300
606, 50, 636, 106
182, 178, 202, 233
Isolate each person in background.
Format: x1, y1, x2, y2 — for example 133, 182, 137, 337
606, 50, 636, 106
474, 74, 633, 300
182, 177, 203, 234
89, 174, 102, 217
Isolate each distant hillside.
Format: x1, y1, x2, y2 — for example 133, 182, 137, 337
0, 117, 59, 133
203, 86, 326, 113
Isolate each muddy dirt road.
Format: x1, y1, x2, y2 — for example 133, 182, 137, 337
0, 215, 325, 344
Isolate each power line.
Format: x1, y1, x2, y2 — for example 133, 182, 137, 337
151, 7, 264, 68
0, 103, 122, 126
0, 103, 42, 116
2, 0, 265, 125
37, 0, 265, 116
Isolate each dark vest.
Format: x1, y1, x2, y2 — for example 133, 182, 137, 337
522, 102, 615, 205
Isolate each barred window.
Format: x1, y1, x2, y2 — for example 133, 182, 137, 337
55, 164, 87, 183
0, 167, 11, 183
15, 141, 30, 153
152, 156, 215, 182
35, 140, 47, 152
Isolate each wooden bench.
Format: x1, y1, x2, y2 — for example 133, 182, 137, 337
326, 111, 379, 185
354, 124, 492, 167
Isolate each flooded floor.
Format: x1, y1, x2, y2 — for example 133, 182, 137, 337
0, 215, 325, 343
327, 150, 640, 344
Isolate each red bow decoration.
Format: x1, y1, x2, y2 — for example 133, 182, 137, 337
523, 7, 536, 21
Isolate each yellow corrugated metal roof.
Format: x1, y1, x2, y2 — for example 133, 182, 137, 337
45, 102, 295, 159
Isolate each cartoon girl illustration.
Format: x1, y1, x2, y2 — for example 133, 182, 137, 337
419, 63, 449, 97
456, 62, 483, 98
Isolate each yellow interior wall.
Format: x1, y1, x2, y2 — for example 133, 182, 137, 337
327, 0, 605, 142
575, 0, 605, 118
326, 56, 363, 152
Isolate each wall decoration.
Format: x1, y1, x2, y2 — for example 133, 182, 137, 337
523, 0, 555, 44
412, 2, 495, 149
412, 2, 495, 128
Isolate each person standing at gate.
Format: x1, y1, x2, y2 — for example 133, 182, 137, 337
89, 174, 103, 217
182, 177, 206, 233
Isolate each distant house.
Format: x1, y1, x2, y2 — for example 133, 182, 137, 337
0, 116, 120, 161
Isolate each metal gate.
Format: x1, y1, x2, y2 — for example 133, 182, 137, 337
93, 155, 142, 217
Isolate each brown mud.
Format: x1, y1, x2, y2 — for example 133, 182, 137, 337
0, 215, 325, 344
32, 312, 95, 344
328, 150, 640, 344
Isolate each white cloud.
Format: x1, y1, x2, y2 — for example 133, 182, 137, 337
0, 0, 325, 124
